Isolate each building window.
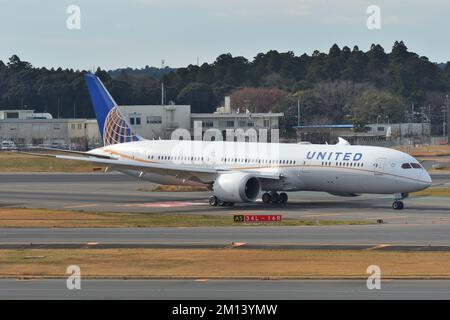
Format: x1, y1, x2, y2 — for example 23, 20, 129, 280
6, 112, 19, 119
147, 116, 162, 124
32, 138, 44, 145
71, 124, 75, 129
53, 124, 60, 130
263, 120, 270, 127
238, 120, 246, 127
78, 124, 82, 130
130, 114, 142, 125
247, 121, 254, 127
377, 127, 384, 132
227, 121, 234, 127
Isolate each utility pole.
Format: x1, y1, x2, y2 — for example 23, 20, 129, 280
443, 105, 447, 141
161, 59, 165, 106
446, 94, 450, 144
297, 99, 300, 127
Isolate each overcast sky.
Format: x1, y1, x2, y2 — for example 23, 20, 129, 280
1, 0, 449, 70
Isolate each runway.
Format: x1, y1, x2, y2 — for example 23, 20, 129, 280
2, 224, 450, 247
1, 279, 450, 299
0, 173, 449, 225
0, 173, 449, 300
0, 172, 449, 250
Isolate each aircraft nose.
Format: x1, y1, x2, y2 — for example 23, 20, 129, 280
418, 170, 432, 188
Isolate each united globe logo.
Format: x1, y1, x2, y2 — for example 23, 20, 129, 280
103, 107, 139, 145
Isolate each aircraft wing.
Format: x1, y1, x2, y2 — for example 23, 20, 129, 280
22, 148, 117, 159
50, 153, 215, 171
21, 151, 281, 182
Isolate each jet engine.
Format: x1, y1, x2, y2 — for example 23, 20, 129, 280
213, 172, 261, 203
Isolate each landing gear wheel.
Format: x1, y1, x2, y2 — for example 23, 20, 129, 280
392, 200, 404, 210
218, 199, 225, 206
209, 196, 218, 206
270, 192, 279, 204
262, 193, 271, 204
279, 192, 288, 204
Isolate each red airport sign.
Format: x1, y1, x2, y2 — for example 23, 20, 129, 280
234, 214, 282, 223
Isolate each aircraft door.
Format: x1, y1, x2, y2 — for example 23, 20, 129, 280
374, 158, 386, 175
301, 158, 311, 174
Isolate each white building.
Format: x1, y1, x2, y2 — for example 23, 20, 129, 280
118, 101, 283, 140
117, 104, 191, 139
0, 110, 101, 149
0, 100, 284, 149
191, 112, 282, 136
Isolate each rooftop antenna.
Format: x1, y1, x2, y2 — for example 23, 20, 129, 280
161, 59, 165, 106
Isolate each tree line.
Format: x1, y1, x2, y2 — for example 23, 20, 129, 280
1, 41, 449, 135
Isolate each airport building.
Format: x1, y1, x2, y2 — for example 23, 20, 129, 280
191, 109, 282, 134
295, 122, 432, 146
0, 98, 284, 149
0, 110, 101, 149
117, 104, 191, 140
120, 98, 283, 140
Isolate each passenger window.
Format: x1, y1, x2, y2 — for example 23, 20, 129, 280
401, 163, 412, 169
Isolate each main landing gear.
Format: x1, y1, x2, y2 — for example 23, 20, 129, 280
392, 193, 408, 210
209, 195, 234, 207
262, 192, 288, 204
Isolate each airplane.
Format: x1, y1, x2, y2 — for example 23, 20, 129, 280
31, 74, 432, 210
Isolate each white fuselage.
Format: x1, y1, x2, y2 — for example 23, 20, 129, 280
91, 140, 432, 195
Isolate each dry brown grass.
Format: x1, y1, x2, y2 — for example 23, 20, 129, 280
0, 208, 370, 228
0, 151, 97, 172
1, 248, 450, 279
395, 145, 450, 157
412, 187, 450, 197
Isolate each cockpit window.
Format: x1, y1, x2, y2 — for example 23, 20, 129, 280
411, 163, 422, 169
401, 163, 412, 169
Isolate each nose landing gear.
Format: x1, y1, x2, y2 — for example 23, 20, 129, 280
208, 196, 234, 207
392, 200, 404, 210
392, 193, 408, 210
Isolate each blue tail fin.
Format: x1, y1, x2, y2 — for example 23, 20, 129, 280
84, 74, 141, 146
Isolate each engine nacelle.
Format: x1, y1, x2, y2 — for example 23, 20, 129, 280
213, 172, 261, 203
